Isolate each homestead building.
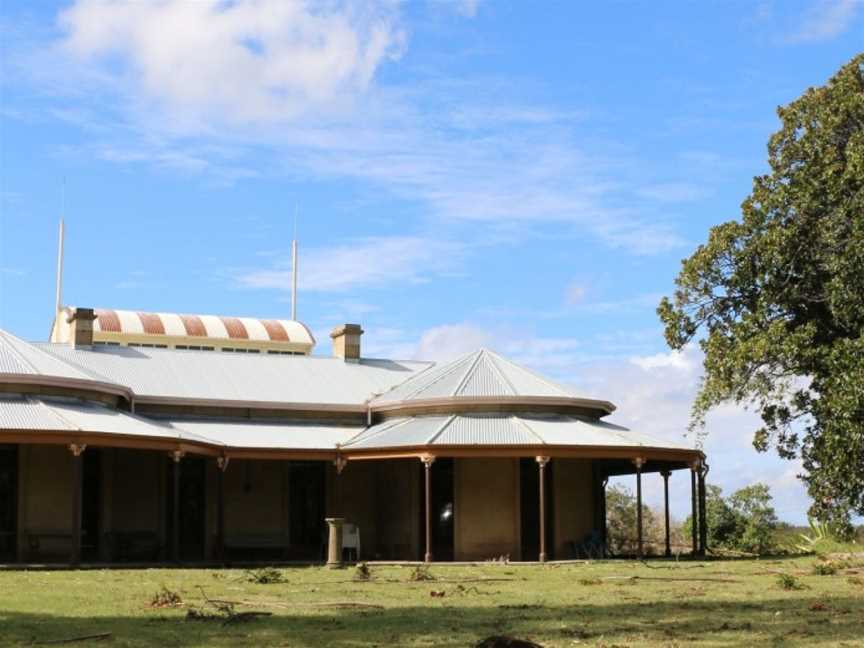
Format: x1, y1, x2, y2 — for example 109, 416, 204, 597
0, 306, 708, 566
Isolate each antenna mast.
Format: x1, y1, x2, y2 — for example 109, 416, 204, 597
291, 205, 298, 320
55, 219, 65, 315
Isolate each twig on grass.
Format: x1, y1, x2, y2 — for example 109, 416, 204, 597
601, 575, 740, 583
211, 598, 385, 610
33, 633, 112, 645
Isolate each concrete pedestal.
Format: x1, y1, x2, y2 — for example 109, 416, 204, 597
325, 517, 344, 568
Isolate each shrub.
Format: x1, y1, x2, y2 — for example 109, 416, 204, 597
812, 561, 837, 576
149, 585, 183, 608
605, 484, 656, 555
354, 562, 371, 581
683, 483, 778, 555
408, 564, 435, 581
245, 567, 284, 584
776, 573, 805, 590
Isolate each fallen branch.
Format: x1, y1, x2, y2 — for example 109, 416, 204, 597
33, 633, 112, 645
601, 575, 739, 583
212, 598, 385, 610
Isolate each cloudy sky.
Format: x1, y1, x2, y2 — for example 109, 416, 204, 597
1, 1, 862, 524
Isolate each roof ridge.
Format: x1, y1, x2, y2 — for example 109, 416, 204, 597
452, 349, 485, 396
426, 414, 457, 445
513, 414, 546, 445
0, 330, 41, 374
343, 417, 412, 447
484, 351, 518, 396
396, 351, 478, 401
29, 396, 79, 431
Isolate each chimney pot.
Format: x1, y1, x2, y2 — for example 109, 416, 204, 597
330, 323, 363, 362
66, 307, 97, 348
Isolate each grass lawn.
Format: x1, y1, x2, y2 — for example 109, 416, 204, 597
0, 555, 862, 647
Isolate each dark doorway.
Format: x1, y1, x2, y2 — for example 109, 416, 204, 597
81, 449, 101, 561
0, 445, 17, 561
520, 458, 554, 561
166, 456, 207, 562
420, 459, 454, 561
288, 461, 325, 560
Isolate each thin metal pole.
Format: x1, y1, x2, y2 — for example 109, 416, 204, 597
423, 457, 434, 563
635, 459, 643, 559
661, 470, 671, 557
690, 466, 698, 555
537, 456, 549, 562
70, 445, 83, 567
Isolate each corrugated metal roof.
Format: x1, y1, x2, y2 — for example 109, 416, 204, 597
342, 416, 450, 449
0, 330, 94, 381
520, 415, 692, 449
0, 395, 198, 442
372, 349, 575, 403
165, 419, 358, 450
35, 344, 432, 405
436, 414, 538, 445
0, 395, 70, 430
343, 413, 693, 450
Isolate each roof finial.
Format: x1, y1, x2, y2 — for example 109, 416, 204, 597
55, 218, 65, 316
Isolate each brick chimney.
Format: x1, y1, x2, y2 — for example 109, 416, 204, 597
66, 307, 98, 347
330, 324, 363, 362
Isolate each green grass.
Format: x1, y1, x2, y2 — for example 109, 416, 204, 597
1, 555, 863, 647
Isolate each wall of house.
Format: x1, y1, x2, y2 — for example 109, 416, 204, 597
17, 444, 72, 559
338, 460, 377, 559
454, 458, 520, 561
553, 458, 595, 558
109, 449, 164, 535
223, 459, 287, 536
373, 459, 419, 560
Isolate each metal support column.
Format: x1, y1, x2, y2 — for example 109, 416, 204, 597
537, 456, 550, 562
690, 464, 699, 555
170, 450, 183, 563
69, 443, 86, 567
698, 463, 708, 556
216, 456, 229, 565
422, 456, 435, 563
661, 470, 671, 557
634, 457, 644, 559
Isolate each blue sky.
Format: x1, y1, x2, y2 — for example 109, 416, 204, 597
1, 0, 862, 524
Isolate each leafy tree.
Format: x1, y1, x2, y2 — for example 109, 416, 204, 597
683, 484, 738, 548
728, 483, 778, 554
605, 484, 655, 555
684, 483, 779, 554
658, 54, 864, 530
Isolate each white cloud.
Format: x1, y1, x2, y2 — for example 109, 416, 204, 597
787, 0, 861, 43
10, 0, 691, 256
630, 347, 698, 372
413, 323, 494, 360
59, 0, 404, 126
238, 236, 465, 293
